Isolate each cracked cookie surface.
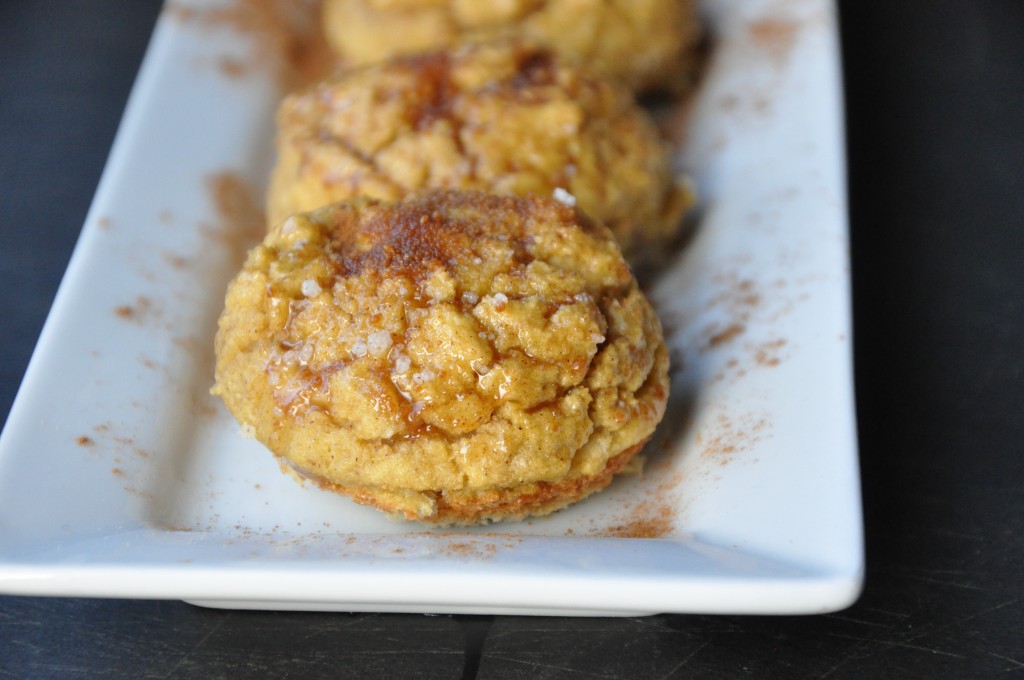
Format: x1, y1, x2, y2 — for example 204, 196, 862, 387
213, 190, 669, 523
267, 39, 691, 265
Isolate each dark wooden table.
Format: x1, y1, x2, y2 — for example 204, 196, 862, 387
2, 2, 1022, 677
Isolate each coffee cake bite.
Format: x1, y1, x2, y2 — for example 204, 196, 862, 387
266, 39, 692, 265
321, 0, 701, 94
213, 190, 669, 524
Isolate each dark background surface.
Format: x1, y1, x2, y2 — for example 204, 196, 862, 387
1, 1, 1022, 677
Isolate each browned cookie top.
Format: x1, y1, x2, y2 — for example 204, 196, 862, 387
267, 39, 691, 265
214, 190, 668, 521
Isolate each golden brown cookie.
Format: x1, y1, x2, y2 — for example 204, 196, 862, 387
321, 0, 701, 94
213, 190, 669, 524
266, 39, 692, 265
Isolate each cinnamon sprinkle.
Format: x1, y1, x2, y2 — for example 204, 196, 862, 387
167, 0, 337, 92
747, 18, 799, 65
601, 504, 675, 539
706, 323, 745, 348
202, 171, 265, 263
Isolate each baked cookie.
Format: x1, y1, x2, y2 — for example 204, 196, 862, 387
213, 190, 669, 524
321, 0, 701, 94
266, 39, 692, 265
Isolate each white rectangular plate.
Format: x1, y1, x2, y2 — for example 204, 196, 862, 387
0, 0, 861, 615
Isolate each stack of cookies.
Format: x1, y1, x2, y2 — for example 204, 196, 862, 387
213, 1, 701, 524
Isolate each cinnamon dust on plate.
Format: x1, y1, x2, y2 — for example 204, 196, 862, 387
201, 171, 265, 265
166, 0, 336, 92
